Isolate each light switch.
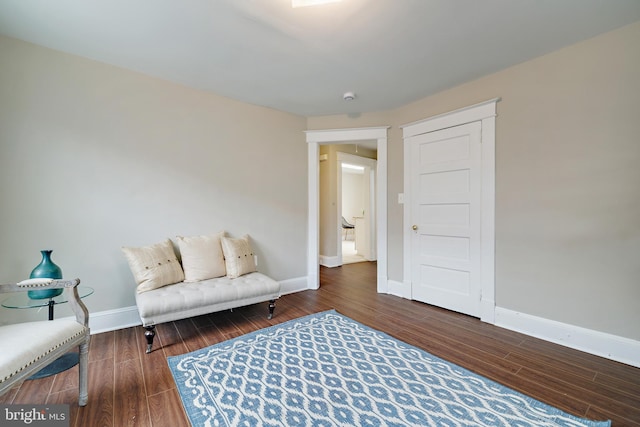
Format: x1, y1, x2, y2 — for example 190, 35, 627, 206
398, 193, 404, 204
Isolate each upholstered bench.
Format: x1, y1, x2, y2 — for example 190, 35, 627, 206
135, 272, 280, 353
123, 233, 281, 353
0, 278, 90, 406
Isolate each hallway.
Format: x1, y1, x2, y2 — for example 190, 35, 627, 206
342, 239, 366, 264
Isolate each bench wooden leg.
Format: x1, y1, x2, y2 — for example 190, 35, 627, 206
268, 299, 276, 320
144, 325, 156, 354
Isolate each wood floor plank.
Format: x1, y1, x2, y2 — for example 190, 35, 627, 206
587, 404, 640, 427
510, 355, 636, 409
518, 336, 640, 383
196, 320, 229, 347
409, 315, 515, 359
46, 387, 79, 427
505, 350, 598, 382
114, 358, 150, 427
173, 318, 209, 353
11, 375, 54, 404
88, 330, 114, 362
114, 326, 140, 364
189, 313, 214, 329
594, 371, 640, 400
517, 366, 640, 423
140, 346, 176, 397
49, 368, 78, 397
154, 322, 188, 357
207, 311, 243, 336
148, 388, 189, 427
0, 385, 20, 404
76, 357, 114, 427
395, 327, 524, 375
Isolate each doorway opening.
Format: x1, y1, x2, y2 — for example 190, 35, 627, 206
337, 151, 377, 265
317, 145, 377, 268
305, 127, 389, 293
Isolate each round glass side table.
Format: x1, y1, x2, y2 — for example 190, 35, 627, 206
1, 286, 94, 379
1, 286, 93, 320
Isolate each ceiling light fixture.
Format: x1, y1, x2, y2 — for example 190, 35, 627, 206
292, 0, 341, 8
343, 91, 356, 101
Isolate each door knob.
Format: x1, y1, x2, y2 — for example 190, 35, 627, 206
412, 225, 418, 231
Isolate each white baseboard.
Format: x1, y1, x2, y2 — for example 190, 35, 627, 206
319, 255, 342, 268
279, 276, 309, 294
480, 298, 496, 324
88, 306, 141, 334
379, 283, 639, 368
495, 307, 640, 369
387, 279, 411, 299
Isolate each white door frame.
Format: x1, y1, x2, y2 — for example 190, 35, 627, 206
401, 99, 499, 323
306, 127, 389, 293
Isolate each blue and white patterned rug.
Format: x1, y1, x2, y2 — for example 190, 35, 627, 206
168, 310, 610, 427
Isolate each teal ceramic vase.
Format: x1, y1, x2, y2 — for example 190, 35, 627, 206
28, 250, 63, 299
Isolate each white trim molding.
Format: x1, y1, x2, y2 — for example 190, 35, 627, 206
401, 98, 501, 136
306, 127, 390, 143
278, 276, 309, 296
87, 306, 141, 335
305, 126, 390, 293
495, 307, 640, 368
387, 279, 411, 300
307, 140, 320, 290
319, 255, 342, 268
401, 99, 499, 324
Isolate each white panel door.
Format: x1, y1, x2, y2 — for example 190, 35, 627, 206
409, 122, 482, 317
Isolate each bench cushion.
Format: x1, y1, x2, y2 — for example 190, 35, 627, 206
135, 272, 281, 326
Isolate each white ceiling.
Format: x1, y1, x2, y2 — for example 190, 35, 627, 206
1, 0, 639, 117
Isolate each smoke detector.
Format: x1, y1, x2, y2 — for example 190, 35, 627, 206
343, 91, 356, 101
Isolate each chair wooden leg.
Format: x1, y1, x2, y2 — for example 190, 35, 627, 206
78, 337, 90, 406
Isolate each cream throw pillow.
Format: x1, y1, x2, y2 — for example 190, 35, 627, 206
122, 239, 185, 293
221, 235, 257, 279
176, 232, 226, 282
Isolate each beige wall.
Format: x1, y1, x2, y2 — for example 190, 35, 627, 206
309, 21, 640, 340
0, 36, 308, 323
319, 145, 338, 257
1, 20, 638, 341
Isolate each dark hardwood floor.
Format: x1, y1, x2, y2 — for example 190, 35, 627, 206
2, 261, 639, 426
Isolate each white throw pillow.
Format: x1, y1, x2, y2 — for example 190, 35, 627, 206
221, 235, 257, 279
176, 232, 226, 282
122, 239, 185, 293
